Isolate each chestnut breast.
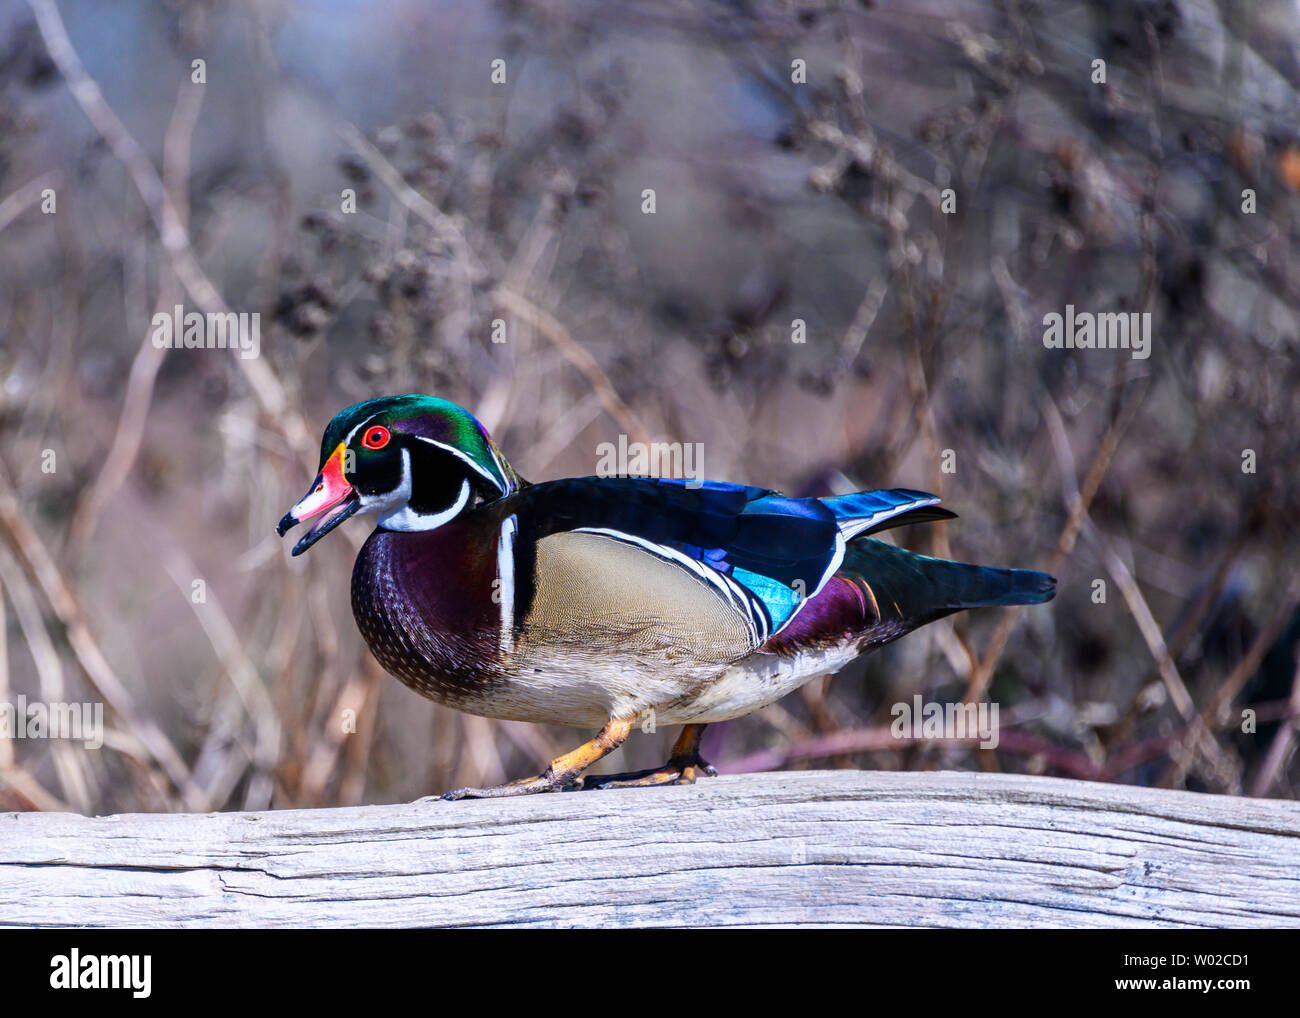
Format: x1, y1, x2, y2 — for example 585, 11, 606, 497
351, 518, 502, 705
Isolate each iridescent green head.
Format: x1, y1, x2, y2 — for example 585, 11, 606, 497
277, 395, 524, 555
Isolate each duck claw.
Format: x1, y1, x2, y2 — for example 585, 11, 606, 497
578, 756, 718, 790
436, 772, 576, 800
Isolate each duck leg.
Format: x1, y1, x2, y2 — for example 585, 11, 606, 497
579, 723, 717, 790
441, 718, 631, 800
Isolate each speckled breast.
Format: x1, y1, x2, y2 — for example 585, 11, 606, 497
350, 525, 503, 709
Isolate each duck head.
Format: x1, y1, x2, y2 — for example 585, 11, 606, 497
277, 395, 524, 555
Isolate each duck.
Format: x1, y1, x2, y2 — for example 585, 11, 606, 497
277, 394, 1055, 799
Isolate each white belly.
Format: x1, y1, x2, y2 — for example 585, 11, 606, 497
464, 639, 863, 728
660, 642, 863, 724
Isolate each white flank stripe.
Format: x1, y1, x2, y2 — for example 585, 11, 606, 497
498, 515, 518, 654
808, 531, 846, 603
573, 526, 769, 646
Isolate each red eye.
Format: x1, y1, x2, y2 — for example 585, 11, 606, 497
361, 425, 390, 450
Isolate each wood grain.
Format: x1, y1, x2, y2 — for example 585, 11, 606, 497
2, 771, 1298, 928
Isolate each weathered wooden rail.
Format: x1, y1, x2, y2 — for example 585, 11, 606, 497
2, 771, 1298, 927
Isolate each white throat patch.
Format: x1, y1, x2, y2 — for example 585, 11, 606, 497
362, 448, 472, 532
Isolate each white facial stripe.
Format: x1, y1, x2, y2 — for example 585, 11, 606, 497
497, 515, 518, 654
485, 441, 512, 493
362, 446, 413, 525
377, 473, 471, 533
343, 411, 384, 450
408, 435, 504, 496
362, 447, 470, 533
342, 413, 508, 495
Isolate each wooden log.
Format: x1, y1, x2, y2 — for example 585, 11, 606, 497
2, 771, 1298, 928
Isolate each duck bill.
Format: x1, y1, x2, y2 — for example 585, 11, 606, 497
277, 442, 360, 556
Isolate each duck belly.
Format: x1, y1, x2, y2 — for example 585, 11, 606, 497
482, 646, 729, 728
447, 637, 862, 729
655, 641, 864, 724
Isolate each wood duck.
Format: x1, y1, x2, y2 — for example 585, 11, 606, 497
277, 395, 1055, 799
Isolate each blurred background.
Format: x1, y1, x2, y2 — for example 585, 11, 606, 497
0, 0, 1297, 815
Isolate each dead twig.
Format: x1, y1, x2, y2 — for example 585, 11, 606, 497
0, 466, 201, 809
963, 389, 1125, 703
27, 0, 313, 460
1251, 653, 1300, 798
0, 544, 92, 810
494, 287, 654, 447
0, 172, 57, 235
65, 78, 205, 554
